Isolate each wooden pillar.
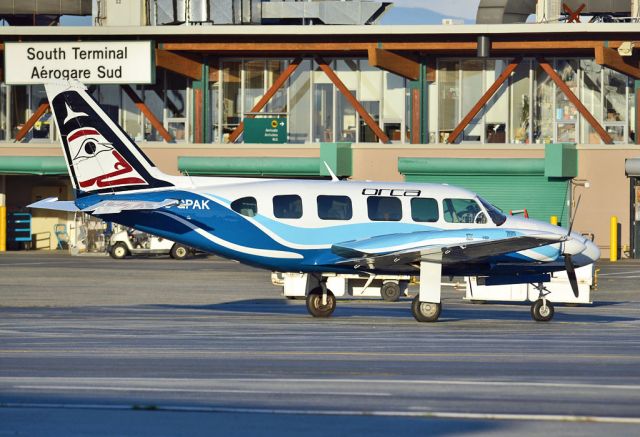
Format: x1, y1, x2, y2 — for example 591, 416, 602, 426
122, 85, 173, 143
192, 61, 210, 144
315, 56, 390, 144
447, 57, 522, 144
228, 57, 302, 143
538, 57, 613, 144
636, 80, 640, 145
15, 102, 50, 142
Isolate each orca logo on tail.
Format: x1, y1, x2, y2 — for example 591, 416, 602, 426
45, 82, 173, 196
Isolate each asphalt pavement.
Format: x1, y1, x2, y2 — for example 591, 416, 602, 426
1, 252, 639, 436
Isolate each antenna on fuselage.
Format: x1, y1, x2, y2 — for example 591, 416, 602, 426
323, 161, 339, 182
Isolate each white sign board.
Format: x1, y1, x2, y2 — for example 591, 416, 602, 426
4, 41, 155, 85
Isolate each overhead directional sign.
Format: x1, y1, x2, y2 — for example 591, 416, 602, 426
244, 118, 287, 144
4, 41, 155, 85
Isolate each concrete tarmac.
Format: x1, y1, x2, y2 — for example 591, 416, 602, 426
1, 252, 640, 436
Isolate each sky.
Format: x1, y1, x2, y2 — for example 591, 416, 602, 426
58, 0, 484, 26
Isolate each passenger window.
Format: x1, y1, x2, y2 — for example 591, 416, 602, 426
231, 197, 258, 217
317, 195, 353, 220
411, 198, 439, 222
273, 195, 303, 219
367, 196, 402, 221
443, 198, 487, 224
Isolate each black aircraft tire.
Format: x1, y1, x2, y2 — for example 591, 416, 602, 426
109, 242, 129, 260
531, 299, 554, 322
170, 244, 190, 260
411, 295, 441, 322
380, 282, 401, 302
306, 287, 336, 318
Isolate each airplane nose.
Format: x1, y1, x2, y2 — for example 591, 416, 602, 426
582, 239, 600, 262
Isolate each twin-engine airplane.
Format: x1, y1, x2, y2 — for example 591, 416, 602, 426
31, 81, 599, 322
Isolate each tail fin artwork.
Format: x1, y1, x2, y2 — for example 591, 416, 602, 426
45, 81, 174, 197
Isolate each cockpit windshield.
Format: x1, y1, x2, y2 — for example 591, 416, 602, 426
478, 196, 507, 226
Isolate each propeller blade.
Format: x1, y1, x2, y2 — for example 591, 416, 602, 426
564, 254, 579, 298
568, 194, 582, 235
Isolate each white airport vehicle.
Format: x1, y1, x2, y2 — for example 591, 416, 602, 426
109, 229, 192, 260
464, 264, 595, 311
273, 272, 411, 302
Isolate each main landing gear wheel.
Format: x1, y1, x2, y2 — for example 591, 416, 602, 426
380, 282, 401, 302
411, 295, 441, 322
109, 242, 128, 260
306, 287, 336, 318
531, 299, 554, 322
170, 243, 190, 260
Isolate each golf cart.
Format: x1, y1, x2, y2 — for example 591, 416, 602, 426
108, 228, 193, 260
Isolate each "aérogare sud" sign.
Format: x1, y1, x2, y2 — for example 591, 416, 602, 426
4, 41, 155, 85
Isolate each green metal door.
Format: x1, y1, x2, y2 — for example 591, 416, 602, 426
400, 158, 570, 226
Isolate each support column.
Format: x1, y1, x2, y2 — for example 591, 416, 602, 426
192, 61, 210, 143
407, 63, 427, 144
0, 176, 6, 252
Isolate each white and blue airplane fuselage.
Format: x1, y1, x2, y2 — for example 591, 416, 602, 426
31, 81, 600, 322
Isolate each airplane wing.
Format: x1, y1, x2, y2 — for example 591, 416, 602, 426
82, 199, 179, 215
332, 231, 565, 268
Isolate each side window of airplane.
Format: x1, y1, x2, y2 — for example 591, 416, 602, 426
443, 198, 487, 224
273, 195, 303, 219
317, 195, 353, 220
231, 197, 258, 217
367, 196, 402, 221
411, 198, 439, 222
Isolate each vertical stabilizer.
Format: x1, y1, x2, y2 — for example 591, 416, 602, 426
45, 81, 174, 197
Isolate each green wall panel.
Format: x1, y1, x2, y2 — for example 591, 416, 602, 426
179, 157, 321, 176
0, 156, 67, 175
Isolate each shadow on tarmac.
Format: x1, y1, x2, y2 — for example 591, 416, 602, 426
152, 298, 638, 324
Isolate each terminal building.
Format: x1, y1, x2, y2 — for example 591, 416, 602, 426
0, 0, 638, 258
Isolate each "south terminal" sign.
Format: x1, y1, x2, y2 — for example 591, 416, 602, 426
4, 41, 154, 85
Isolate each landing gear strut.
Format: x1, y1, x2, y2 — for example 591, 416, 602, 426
530, 282, 555, 322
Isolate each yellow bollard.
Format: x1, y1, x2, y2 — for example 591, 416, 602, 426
550, 215, 558, 226
610, 216, 618, 262
0, 205, 6, 252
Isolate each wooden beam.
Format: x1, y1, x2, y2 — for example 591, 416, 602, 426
367, 48, 420, 81
160, 40, 629, 53
595, 46, 640, 80
538, 57, 613, 144
316, 56, 390, 144
155, 49, 202, 80
15, 102, 49, 142
411, 89, 421, 144
228, 57, 302, 143
122, 85, 174, 143
447, 57, 522, 144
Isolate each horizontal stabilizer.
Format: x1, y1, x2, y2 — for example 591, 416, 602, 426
28, 197, 80, 212
84, 199, 179, 215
